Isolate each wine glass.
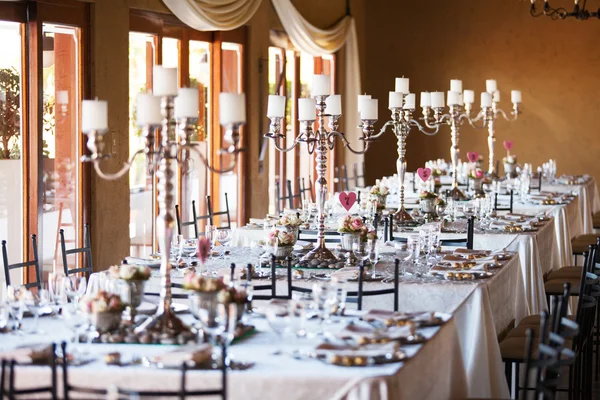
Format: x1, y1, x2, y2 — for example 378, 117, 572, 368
171, 234, 184, 259
205, 225, 218, 250
265, 299, 293, 354
62, 275, 87, 306
352, 242, 370, 268
216, 229, 232, 259
189, 293, 226, 344
366, 239, 379, 278
62, 303, 87, 356
6, 286, 24, 335
22, 288, 49, 334
180, 238, 199, 267
406, 233, 421, 275
250, 240, 265, 275
47, 272, 66, 317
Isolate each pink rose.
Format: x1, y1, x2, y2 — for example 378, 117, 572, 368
351, 217, 363, 231
475, 169, 484, 179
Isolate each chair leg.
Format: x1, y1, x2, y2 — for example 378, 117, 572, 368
505, 361, 513, 395
568, 362, 574, 400
595, 305, 600, 381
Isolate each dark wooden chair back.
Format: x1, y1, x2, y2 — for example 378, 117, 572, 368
2, 235, 41, 290
2, 344, 58, 400
297, 229, 341, 244
207, 193, 232, 230
175, 201, 211, 238
60, 224, 93, 277
298, 177, 315, 202
353, 162, 365, 188
275, 181, 302, 213
494, 190, 514, 213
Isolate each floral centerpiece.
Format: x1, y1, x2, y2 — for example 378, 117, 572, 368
338, 215, 364, 250
360, 226, 377, 243
468, 168, 485, 197
108, 264, 151, 281
265, 227, 297, 258
80, 291, 125, 332
418, 191, 438, 221
277, 213, 302, 228
183, 272, 227, 293
369, 184, 389, 210
184, 273, 229, 330
218, 286, 249, 323
503, 155, 517, 178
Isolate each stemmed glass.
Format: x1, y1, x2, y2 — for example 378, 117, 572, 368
22, 288, 49, 334
179, 238, 199, 270
205, 225, 218, 252
406, 233, 421, 276
311, 283, 337, 333
352, 242, 369, 268
189, 293, 226, 344
265, 299, 293, 354
47, 272, 66, 317
62, 303, 88, 356
216, 229, 232, 259
6, 286, 24, 335
62, 275, 87, 306
250, 240, 265, 275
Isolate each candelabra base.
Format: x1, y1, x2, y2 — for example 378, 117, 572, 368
301, 244, 338, 263
135, 307, 190, 336
449, 186, 469, 201
394, 206, 414, 225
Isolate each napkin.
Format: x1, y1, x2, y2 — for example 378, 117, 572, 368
338, 322, 416, 343
430, 262, 489, 274
125, 256, 161, 267
0, 345, 53, 364
363, 309, 435, 324
330, 267, 360, 281
315, 341, 399, 358
248, 218, 265, 225
293, 240, 313, 251
151, 344, 212, 367
502, 214, 527, 221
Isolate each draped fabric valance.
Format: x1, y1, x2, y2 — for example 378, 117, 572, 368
162, 0, 362, 144
162, 0, 263, 31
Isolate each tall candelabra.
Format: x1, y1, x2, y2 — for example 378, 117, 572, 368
265, 76, 378, 262
374, 90, 440, 224
465, 87, 522, 177
81, 66, 244, 336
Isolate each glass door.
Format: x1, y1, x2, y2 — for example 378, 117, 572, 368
0, 20, 24, 285
40, 23, 83, 274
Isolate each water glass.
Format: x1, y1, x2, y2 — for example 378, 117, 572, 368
62, 303, 87, 354
266, 299, 293, 353
22, 288, 49, 334
62, 275, 87, 306
7, 286, 24, 334
216, 229, 232, 259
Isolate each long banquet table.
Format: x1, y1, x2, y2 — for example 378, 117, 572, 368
2, 308, 468, 400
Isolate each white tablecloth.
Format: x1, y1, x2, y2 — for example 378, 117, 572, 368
1, 312, 467, 400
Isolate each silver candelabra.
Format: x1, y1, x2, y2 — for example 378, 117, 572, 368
374, 102, 440, 225
265, 95, 376, 263
82, 92, 244, 336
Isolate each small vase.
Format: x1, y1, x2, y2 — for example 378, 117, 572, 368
274, 245, 294, 259
420, 198, 438, 222
340, 232, 361, 251
504, 162, 516, 179
471, 179, 485, 198
189, 291, 221, 332
91, 311, 122, 333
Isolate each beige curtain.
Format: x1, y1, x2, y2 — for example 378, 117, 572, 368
271, 0, 362, 145
162, 0, 263, 31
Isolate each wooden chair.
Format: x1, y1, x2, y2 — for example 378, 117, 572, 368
334, 166, 349, 192
2, 235, 41, 290
391, 216, 474, 250
175, 200, 211, 238
297, 229, 341, 244
298, 177, 314, 202
353, 162, 365, 188
207, 193, 232, 230
275, 181, 302, 214
494, 190, 514, 213
117, 346, 228, 400
1, 343, 58, 400
60, 223, 93, 277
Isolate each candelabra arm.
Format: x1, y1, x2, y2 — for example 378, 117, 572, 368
89, 149, 145, 181
495, 107, 519, 122
264, 134, 302, 153
330, 131, 370, 155
408, 119, 440, 136
187, 143, 238, 174
460, 112, 487, 129
370, 120, 394, 139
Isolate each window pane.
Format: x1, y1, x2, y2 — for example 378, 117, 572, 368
218, 42, 242, 227
0, 21, 23, 285
41, 24, 81, 273
129, 32, 156, 256
183, 40, 211, 236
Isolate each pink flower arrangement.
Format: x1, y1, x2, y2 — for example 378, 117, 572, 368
369, 185, 389, 196
183, 272, 227, 292
266, 228, 296, 246
108, 264, 151, 281
79, 291, 125, 314
197, 237, 212, 264
338, 215, 364, 233
360, 226, 377, 242
218, 286, 249, 305
468, 168, 485, 180
277, 214, 302, 227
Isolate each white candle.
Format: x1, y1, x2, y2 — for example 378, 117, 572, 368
360, 98, 378, 120
153, 66, 178, 97
174, 88, 199, 119
388, 92, 403, 109
136, 93, 162, 126
267, 95, 286, 118
486, 79, 497, 94
357, 95, 372, 113
325, 94, 342, 115
219, 92, 246, 124
420, 92, 431, 108
312, 74, 331, 97
492, 90, 500, 102
450, 79, 463, 93
463, 90, 475, 104
447, 91, 460, 106
298, 98, 316, 121
480, 92, 492, 108
511, 90, 522, 104
430, 92, 445, 108
82, 99, 108, 132
395, 77, 410, 93
404, 93, 416, 109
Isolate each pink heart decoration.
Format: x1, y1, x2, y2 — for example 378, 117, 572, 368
467, 152, 479, 163
338, 191, 357, 211
503, 140, 514, 151
417, 167, 432, 182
